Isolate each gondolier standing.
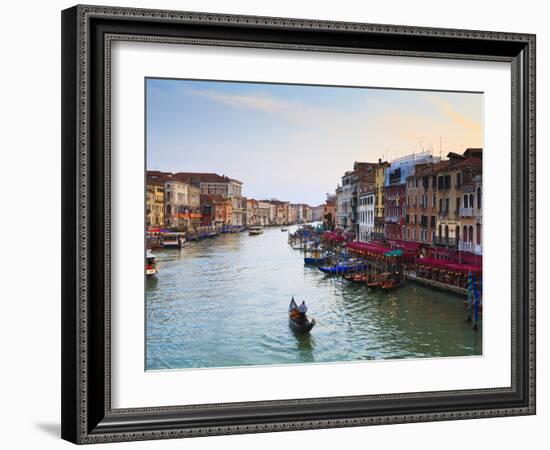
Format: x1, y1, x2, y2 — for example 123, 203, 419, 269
298, 301, 308, 324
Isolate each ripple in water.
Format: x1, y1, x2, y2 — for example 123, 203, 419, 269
146, 227, 482, 370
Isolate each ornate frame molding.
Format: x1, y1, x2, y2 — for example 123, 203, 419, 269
62, 5, 536, 444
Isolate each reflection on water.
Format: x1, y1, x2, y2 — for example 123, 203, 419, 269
146, 226, 481, 370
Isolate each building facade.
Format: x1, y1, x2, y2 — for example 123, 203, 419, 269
384, 151, 439, 240
358, 189, 375, 242
146, 183, 164, 227
434, 149, 482, 254
374, 159, 390, 238
405, 163, 438, 243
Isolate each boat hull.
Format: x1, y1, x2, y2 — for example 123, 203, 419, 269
318, 264, 367, 274
289, 316, 316, 333
304, 257, 327, 265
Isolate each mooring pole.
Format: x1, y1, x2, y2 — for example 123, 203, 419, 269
473, 275, 480, 330
467, 271, 473, 322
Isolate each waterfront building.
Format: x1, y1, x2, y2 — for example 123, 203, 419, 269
405, 163, 439, 244
374, 159, 390, 239
201, 194, 233, 226
323, 195, 337, 231
434, 148, 482, 255
168, 172, 244, 228
384, 151, 439, 240
256, 201, 271, 226
164, 180, 191, 229
303, 205, 313, 222
289, 204, 299, 223
335, 185, 345, 230
312, 205, 325, 222
268, 199, 290, 225
146, 183, 164, 227
358, 188, 375, 242
338, 162, 376, 237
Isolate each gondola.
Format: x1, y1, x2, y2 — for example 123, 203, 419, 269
318, 262, 367, 274
288, 298, 315, 333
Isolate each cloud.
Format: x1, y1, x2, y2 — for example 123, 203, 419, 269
427, 95, 482, 133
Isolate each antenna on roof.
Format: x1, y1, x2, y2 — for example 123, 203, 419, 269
439, 136, 443, 160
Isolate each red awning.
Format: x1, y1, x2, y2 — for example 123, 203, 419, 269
416, 257, 482, 274
322, 231, 346, 242
348, 242, 393, 256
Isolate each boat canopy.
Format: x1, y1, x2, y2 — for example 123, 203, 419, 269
347, 242, 402, 257
416, 257, 482, 274
322, 231, 346, 242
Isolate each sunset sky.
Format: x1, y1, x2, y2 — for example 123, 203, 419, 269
146, 78, 483, 206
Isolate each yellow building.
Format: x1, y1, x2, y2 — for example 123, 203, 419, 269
374, 159, 389, 237
146, 183, 164, 227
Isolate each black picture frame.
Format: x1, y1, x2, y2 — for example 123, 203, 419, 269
61, 4, 536, 444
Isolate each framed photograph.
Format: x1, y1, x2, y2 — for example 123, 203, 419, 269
61, 5, 536, 444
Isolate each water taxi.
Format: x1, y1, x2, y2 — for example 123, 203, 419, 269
146, 250, 158, 277
161, 232, 186, 249
248, 226, 264, 235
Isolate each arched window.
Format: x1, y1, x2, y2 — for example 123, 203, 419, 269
455, 225, 460, 242
438, 224, 442, 238
444, 225, 449, 240
476, 224, 481, 245
469, 194, 474, 209
463, 194, 468, 208
463, 225, 468, 242
477, 187, 482, 209
469, 225, 474, 242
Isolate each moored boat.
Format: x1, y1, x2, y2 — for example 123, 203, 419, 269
248, 226, 264, 235
304, 256, 327, 265
146, 250, 158, 277
288, 298, 315, 333
161, 232, 186, 248
318, 261, 367, 275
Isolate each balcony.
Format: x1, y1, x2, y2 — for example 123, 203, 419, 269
459, 207, 474, 217
385, 216, 400, 223
459, 241, 483, 255
433, 236, 457, 247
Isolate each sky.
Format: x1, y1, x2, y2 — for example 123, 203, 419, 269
146, 78, 483, 206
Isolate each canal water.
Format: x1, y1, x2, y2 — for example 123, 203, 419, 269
146, 226, 482, 370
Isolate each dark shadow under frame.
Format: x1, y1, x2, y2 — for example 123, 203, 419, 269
61, 4, 536, 444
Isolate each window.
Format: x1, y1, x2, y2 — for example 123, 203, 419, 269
433, 192, 436, 207
456, 172, 461, 187
456, 197, 460, 213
